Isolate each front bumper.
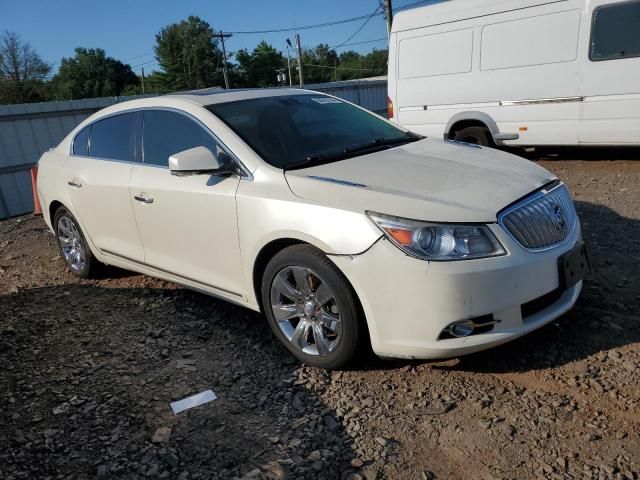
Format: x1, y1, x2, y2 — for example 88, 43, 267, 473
331, 222, 583, 359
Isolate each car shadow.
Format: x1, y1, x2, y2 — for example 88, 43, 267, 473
506, 145, 640, 161
0, 284, 359, 479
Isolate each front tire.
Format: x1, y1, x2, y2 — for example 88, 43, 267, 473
53, 207, 100, 279
453, 126, 493, 147
261, 245, 361, 369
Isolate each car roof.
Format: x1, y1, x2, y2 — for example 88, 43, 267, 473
167, 87, 317, 106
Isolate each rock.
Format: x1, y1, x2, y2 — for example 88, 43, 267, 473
479, 419, 492, 429
585, 433, 601, 442
159, 449, 179, 467
351, 458, 364, 468
307, 450, 322, 461
361, 397, 374, 408
422, 470, 436, 480
607, 350, 622, 362
176, 359, 196, 369
324, 415, 340, 432
375, 436, 389, 447
241, 469, 262, 479
501, 424, 516, 436
151, 427, 172, 444
52, 403, 70, 415
361, 466, 379, 480
292, 394, 305, 411
145, 464, 160, 477
414, 400, 455, 416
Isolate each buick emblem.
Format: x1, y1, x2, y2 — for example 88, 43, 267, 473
552, 203, 566, 232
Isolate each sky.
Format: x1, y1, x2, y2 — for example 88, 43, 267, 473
0, 0, 438, 75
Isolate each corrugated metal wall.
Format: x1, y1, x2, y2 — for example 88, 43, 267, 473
0, 96, 151, 219
307, 78, 388, 116
0, 78, 388, 220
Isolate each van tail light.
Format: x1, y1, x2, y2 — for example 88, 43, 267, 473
387, 96, 394, 119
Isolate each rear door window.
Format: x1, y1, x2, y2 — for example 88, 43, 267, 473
72, 126, 90, 156
590, 1, 640, 61
142, 110, 221, 167
88, 113, 137, 161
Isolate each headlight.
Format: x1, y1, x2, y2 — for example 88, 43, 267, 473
367, 211, 506, 261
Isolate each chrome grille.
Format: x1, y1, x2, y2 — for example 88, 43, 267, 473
499, 183, 577, 250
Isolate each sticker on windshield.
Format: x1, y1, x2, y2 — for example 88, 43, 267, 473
311, 97, 342, 104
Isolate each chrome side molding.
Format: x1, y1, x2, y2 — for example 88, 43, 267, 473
500, 96, 584, 106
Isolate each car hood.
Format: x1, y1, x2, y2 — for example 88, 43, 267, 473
284, 138, 556, 223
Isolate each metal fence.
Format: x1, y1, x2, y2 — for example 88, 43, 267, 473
0, 78, 387, 220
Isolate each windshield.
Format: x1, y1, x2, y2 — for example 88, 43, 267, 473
206, 94, 422, 169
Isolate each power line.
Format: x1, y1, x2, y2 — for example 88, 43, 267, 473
394, 0, 445, 12
333, 37, 388, 49
331, 5, 382, 49
304, 63, 385, 72
229, 11, 384, 34
122, 51, 156, 63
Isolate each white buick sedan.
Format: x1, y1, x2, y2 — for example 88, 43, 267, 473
36, 88, 588, 369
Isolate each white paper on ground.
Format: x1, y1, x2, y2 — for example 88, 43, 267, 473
170, 390, 217, 414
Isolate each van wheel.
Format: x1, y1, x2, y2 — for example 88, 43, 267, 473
453, 126, 493, 147
261, 245, 361, 369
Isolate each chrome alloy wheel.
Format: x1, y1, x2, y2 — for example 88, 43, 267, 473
57, 215, 87, 272
270, 266, 342, 356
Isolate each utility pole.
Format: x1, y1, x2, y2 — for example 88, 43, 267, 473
285, 45, 293, 86
212, 30, 233, 89
295, 33, 304, 87
383, 0, 393, 38
141, 67, 146, 94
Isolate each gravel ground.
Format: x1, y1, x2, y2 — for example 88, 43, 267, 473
1, 158, 639, 480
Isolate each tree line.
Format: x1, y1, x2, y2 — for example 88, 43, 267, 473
0, 17, 388, 105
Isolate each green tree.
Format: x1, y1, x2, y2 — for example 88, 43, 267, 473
154, 16, 224, 91
335, 48, 388, 81
0, 31, 52, 104
235, 41, 285, 87
141, 71, 172, 94
51, 48, 139, 100
300, 44, 339, 84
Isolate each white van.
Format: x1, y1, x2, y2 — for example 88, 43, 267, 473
388, 0, 640, 147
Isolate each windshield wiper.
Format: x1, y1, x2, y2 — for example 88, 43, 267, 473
285, 133, 424, 170
345, 133, 422, 154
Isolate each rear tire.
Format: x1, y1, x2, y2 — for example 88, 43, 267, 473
53, 207, 100, 279
261, 245, 361, 369
453, 126, 493, 147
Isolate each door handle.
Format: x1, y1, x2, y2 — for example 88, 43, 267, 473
133, 194, 154, 204
67, 180, 82, 188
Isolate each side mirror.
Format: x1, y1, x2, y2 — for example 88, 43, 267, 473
169, 146, 237, 176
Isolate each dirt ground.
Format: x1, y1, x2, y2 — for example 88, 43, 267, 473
1, 156, 639, 480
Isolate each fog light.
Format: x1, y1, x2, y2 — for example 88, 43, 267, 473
448, 320, 475, 338
438, 315, 500, 340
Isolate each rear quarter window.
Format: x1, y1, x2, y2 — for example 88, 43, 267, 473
72, 126, 90, 156
88, 112, 137, 162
